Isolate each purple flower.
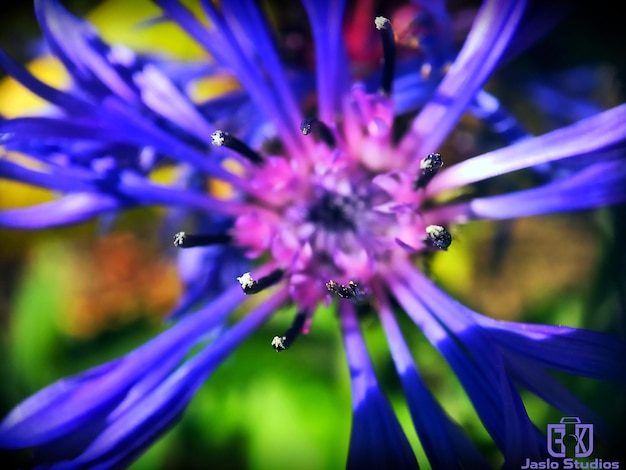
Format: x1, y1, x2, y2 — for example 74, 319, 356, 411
1, 0, 625, 468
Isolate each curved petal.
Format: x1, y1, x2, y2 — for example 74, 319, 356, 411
155, 0, 304, 157
35, 0, 138, 102
425, 104, 626, 197
500, 351, 609, 439
0, 115, 240, 182
0, 48, 94, 115
388, 268, 546, 465
220, 0, 304, 132
472, 315, 626, 381
0, 285, 243, 448
302, 0, 349, 123
168, 244, 249, 321
468, 90, 529, 144
425, 158, 626, 224
376, 287, 490, 469
66, 288, 288, 469
339, 302, 418, 469
0, 193, 131, 229
398, 0, 526, 164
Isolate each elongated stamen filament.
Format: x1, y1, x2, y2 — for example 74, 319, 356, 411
375, 16, 396, 96
173, 231, 232, 248
211, 130, 264, 165
237, 269, 285, 295
300, 117, 337, 148
271, 310, 307, 352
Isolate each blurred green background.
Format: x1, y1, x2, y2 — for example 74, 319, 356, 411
0, 1, 625, 469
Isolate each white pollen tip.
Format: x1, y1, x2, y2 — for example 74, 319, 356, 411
375, 16, 390, 30
237, 272, 255, 289
426, 225, 445, 236
271, 336, 286, 351
173, 231, 186, 246
211, 130, 227, 146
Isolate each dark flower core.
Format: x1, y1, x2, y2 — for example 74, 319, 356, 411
306, 191, 359, 232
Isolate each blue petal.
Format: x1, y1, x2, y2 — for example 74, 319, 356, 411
64, 288, 288, 469
399, 0, 527, 162
389, 269, 546, 464
501, 351, 609, 439
0, 160, 241, 218
501, 1, 571, 64
473, 316, 626, 381
339, 302, 419, 469
0, 285, 243, 448
0, 113, 240, 181
468, 90, 529, 144
387, 61, 438, 115
0, 48, 94, 115
0, 194, 131, 229
524, 67, 607, 125
220, 0, 304, 131
35, 0, 138, 102
301, 0, 349, 123
155, 0, 304, 156
426, 104, 626, 197
168, 243, 248, 321
131, 63, 217, 144
0, 158, 98, 193
425, 158, 626, 223
377, 292, 490, 469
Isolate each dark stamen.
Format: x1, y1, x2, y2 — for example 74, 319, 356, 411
271, 310, 307, 352
413, 153, 444, 189
300, 117, 337, 148
424, 224, 452, 251
237, 268, 285, 295
326, 280, 367, 303
211, 130, 264, 165
173, 231, 232, 248
375, 16, 396, 96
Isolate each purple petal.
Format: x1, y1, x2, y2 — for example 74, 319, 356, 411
169, 245, 249, 320
132, 64, 216, 144
0, 161, 241, 220
468, 90, 529, 144
425, 158, 626, 224
425, 104, 626, 197
35, 0, 138, 102
220, 0, 304, 132
390, 66, 436, 115
67, 288, 288, 469
301, 0, 348, 123
388, 269, 545, 463
377, 290, 490, 469
500, 1, 571, 65
1, 112, 242, 183
0, 48, 94, 115
398, 0, 526, 163
0, 285, 243, 448
116, 171, 242, 215
0, 193, 131, 229
155, 0, 304, 156
472, 316, 626, 381
501, 351, 608, 439
339, 302, 418, 469
0, 159, 96, 193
